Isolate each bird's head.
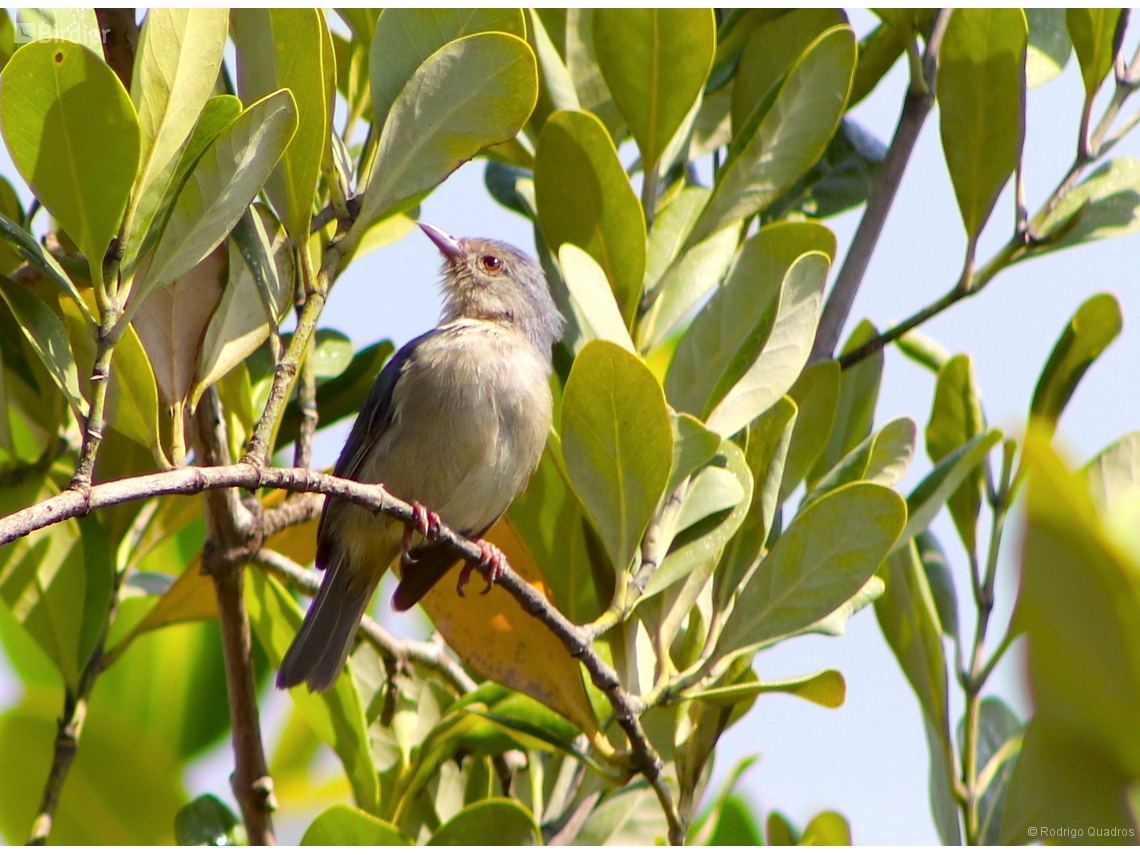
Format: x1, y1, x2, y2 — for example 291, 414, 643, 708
419, 222, 564, 355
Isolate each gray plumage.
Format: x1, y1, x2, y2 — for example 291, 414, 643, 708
276, 224, 563, 692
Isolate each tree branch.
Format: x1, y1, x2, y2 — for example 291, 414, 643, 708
811, 10, 950, 364
191, 391, 276, 846
94, 9, 138, 93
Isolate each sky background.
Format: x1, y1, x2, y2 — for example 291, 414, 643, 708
4, 9, 1140, 845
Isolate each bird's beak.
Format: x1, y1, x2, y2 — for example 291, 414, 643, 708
417, 222, 463, 259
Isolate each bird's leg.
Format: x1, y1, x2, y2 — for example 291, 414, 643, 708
401, 501, 442, 561
457, 539, 507, 597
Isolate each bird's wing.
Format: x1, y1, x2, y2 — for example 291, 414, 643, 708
315, 329, 437, 568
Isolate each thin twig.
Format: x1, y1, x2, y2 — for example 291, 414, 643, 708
293, 318, 318, 471
261, 492, 323, 538
811, 10, 950, 363
192, 391, 276, 845
254, 548, 476, 695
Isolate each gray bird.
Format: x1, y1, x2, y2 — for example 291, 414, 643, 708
277, 223, 564, 692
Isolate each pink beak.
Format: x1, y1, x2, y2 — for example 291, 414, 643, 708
418, 222, 462, 259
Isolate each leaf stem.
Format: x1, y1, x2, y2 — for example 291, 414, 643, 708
959, 437, 1016, 844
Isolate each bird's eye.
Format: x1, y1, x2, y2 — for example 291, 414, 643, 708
481, 255, 502, 271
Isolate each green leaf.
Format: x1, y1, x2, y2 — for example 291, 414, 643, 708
707, 796, 763, 845
192, 217, 294, 406
592, 9, 715, 175
427, 798, 540, 845
561, 340, 672, 572
105, 321, 160, 457
801, 811, 851, 845
354, 32, 537, 241
715, 397, 797, 608
642, 186, 710, 296
876, 540, 950, 744
302, 804, 411, 846
536, 109, 646, 326
684, 667, 845, 710
876, 539, 960, 845
927, 354, 986, 552
124, 9, 228, 270
527, 7, 579, 129
135, 90, 297, 309
1066, 9, 1122, 100
558, 243, 636, 353
369, 9, 526, 140
244, 571, 380, 814
1001, 719, 1132, 844
0, 275, 85, 416
767, 811, 801, 846
232, 9, 335, 242
687, 26, 856, 248
635, 223, 739, 351
15, 8, 102, 53
781, 360, 840, 501
849, 21, 907, 107
916, 529, 959, 639
938, 9, 1027, 242
573, 780, 668, 845
730, 9, 848, 137
510, 442, 610, 657
960, 697, 1023, 845
897, 329, 951, 373
0, 40, 140, 289
122, 94, 243, 275
1002, 435, 1140, 841
1030, 293, 1121, 434
1025, 9, 1071, 88
1030, 158, 1140, 253
706, 251, 830, 439
666, 222, 834, 425
901, 428, 1003, 546
0, 211, 89, 318
642, 438, 753, 607
562, 10, 626, 143
713, 482, 905, 664
1086, 431, 1140, 525
174, 795, 242, 846
666, 412, 721, 499
801, 416, 915, 509
809, 320, 882, 487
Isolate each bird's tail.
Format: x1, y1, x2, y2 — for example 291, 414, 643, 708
277, 554, 377, 693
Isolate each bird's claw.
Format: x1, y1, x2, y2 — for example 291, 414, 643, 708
401, 502, 442, 561
456, 540, 507, 597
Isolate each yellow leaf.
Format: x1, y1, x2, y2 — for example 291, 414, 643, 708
419, 518, 601, 742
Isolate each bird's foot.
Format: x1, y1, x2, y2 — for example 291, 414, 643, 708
401, 502, 442, 559
457, 540, 507, 597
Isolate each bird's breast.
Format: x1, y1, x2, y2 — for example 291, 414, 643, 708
358, 321, 552, 533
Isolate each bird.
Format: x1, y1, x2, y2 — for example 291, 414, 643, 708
276, 222, 564, 693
